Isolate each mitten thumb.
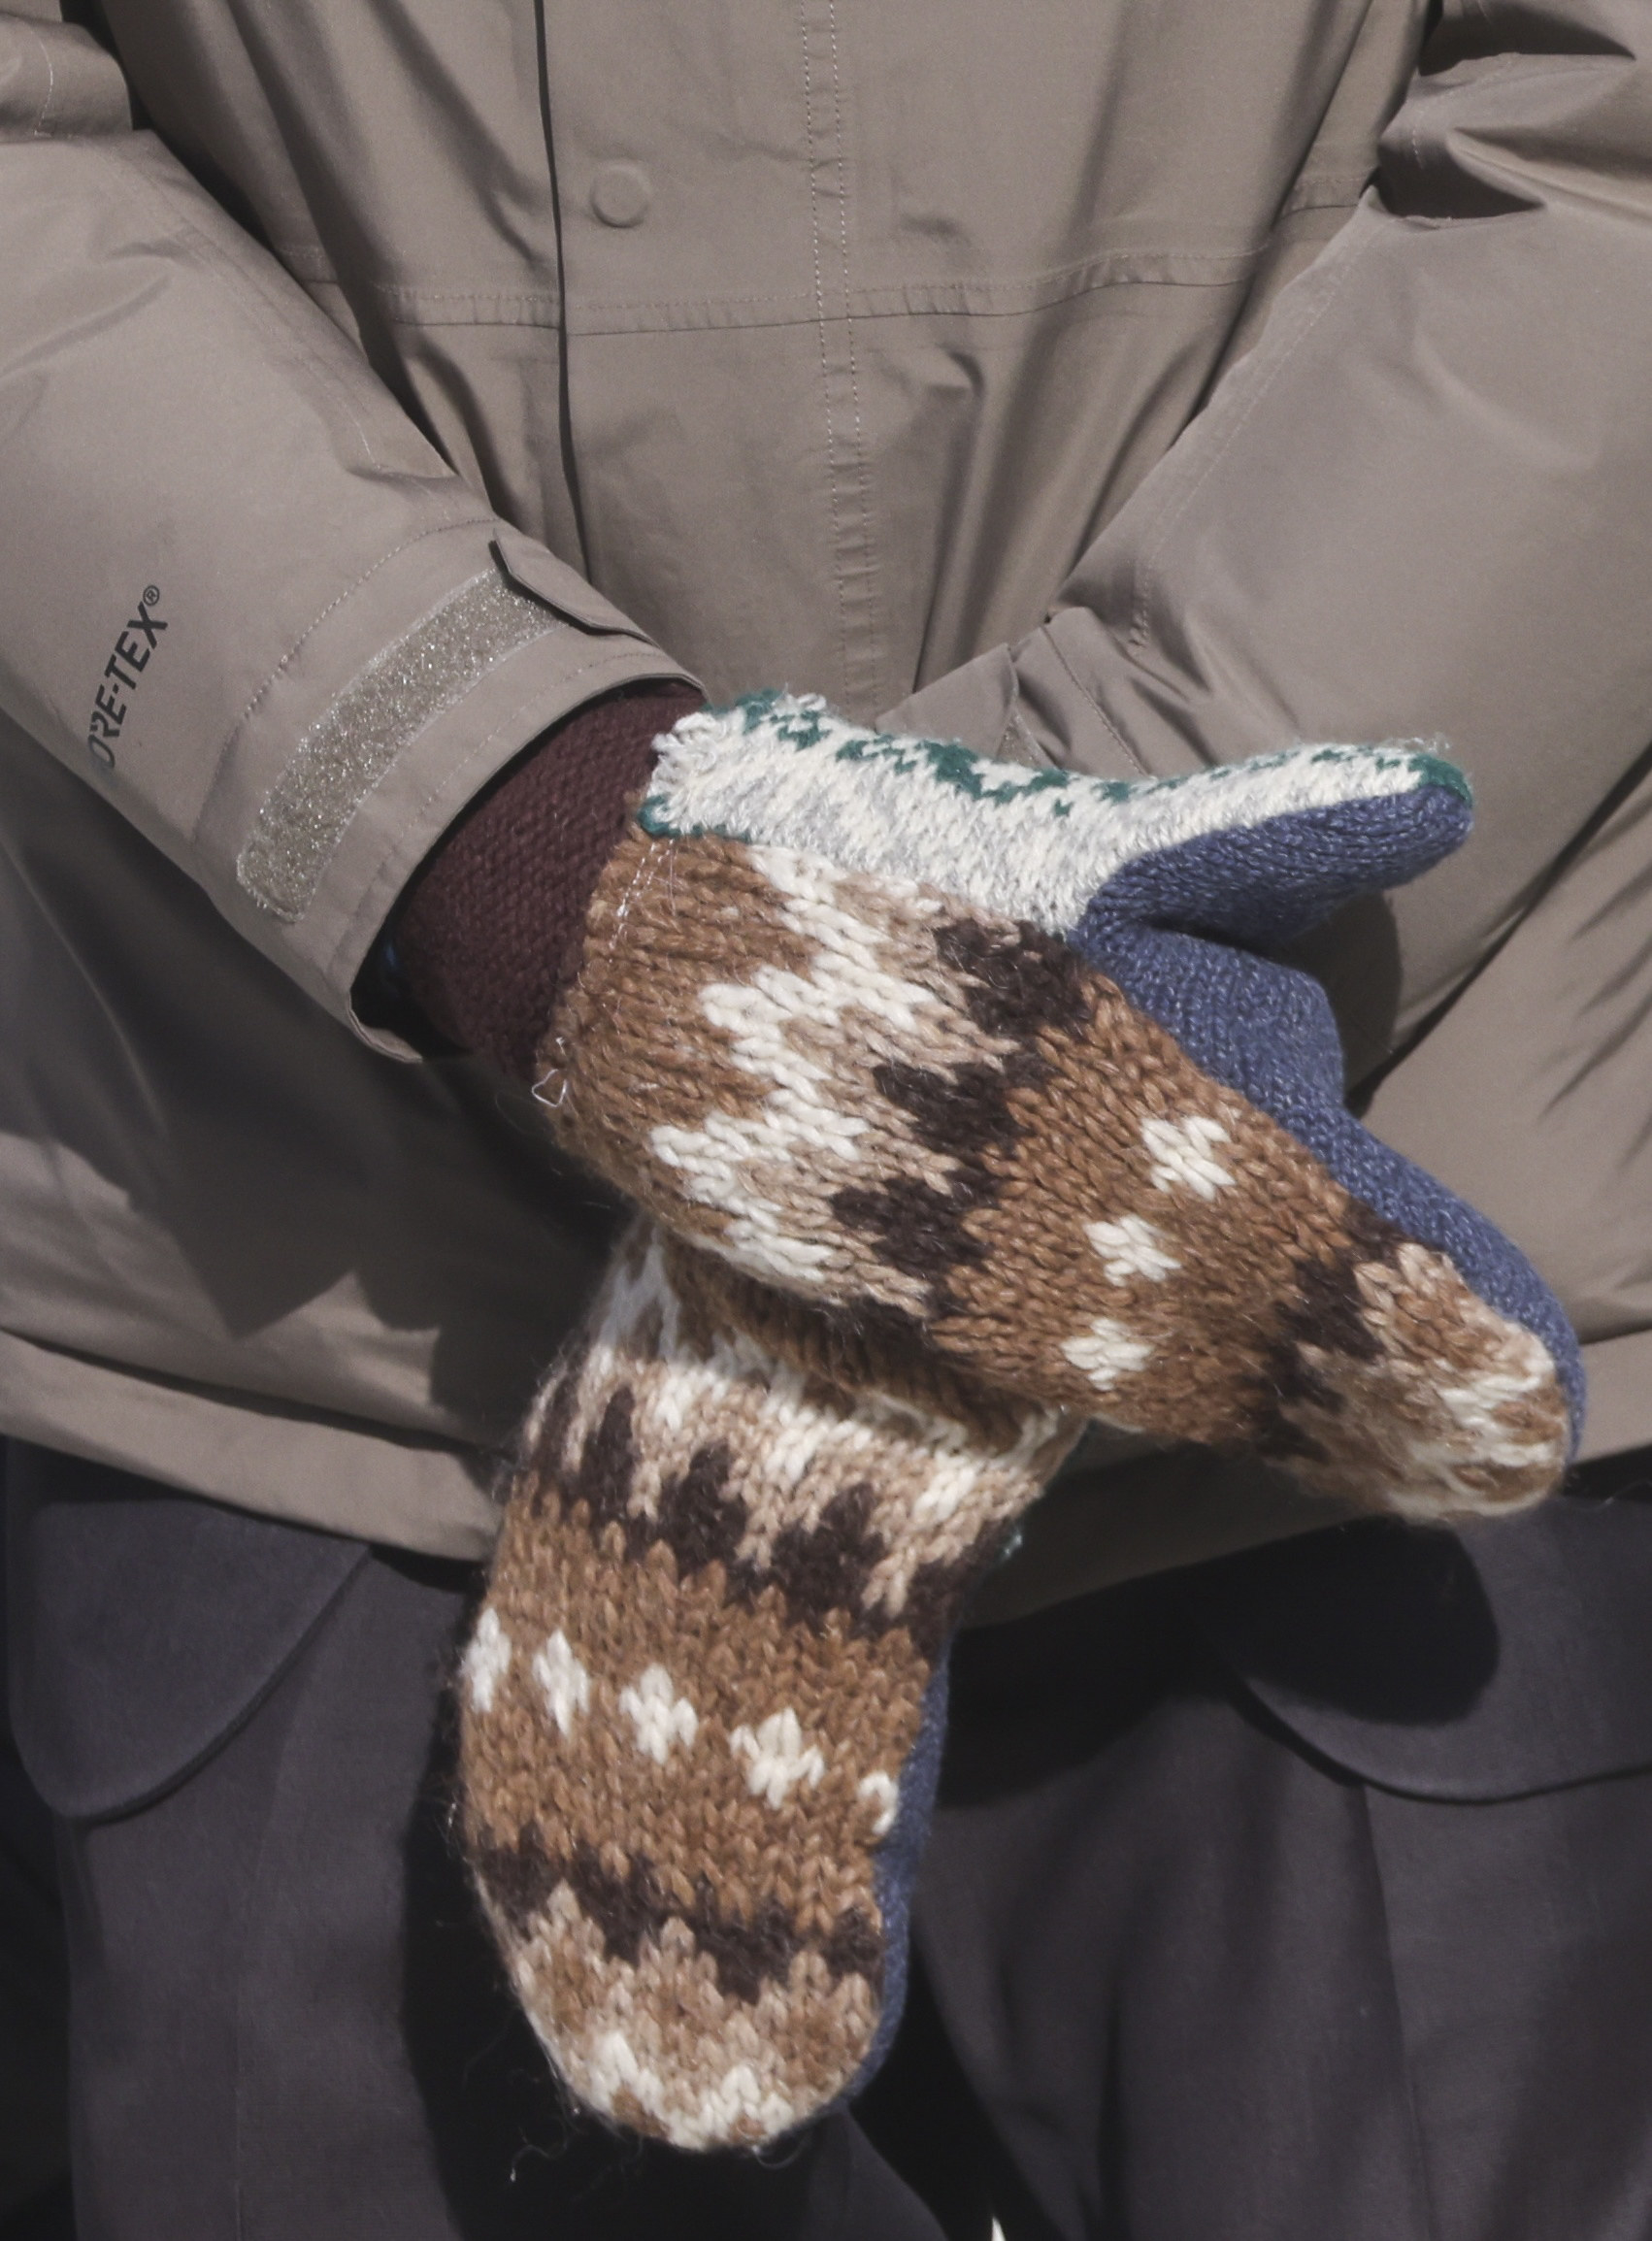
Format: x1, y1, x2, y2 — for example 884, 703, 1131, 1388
1072, 743, 1471, 950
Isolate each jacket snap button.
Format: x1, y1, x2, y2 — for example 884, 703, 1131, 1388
590, 162, 651, 228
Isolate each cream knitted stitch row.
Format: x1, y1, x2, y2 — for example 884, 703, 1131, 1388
639, 690, 1465, 939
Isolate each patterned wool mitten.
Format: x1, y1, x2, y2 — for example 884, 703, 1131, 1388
460, 1220, 1075, 2148
541, 692, 1580, 1520
457, 693, 1581, 2154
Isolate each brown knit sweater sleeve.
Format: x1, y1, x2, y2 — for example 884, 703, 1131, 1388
386, 681, 702, 1080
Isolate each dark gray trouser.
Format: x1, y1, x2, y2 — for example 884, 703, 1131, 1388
2, 1442, 955, 2241
922, 1528, 1652, 2241
11, 1438, 1652, 2241
0, 1467, 70, 2236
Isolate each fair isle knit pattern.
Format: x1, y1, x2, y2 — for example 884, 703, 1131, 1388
544, 822, 1571, 1520
639, 691, 1468, 941
460, 1224, 1074, 2150
462, 711, 1580, 2156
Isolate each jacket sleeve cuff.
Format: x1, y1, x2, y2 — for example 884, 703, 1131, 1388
193, 525, 696, 1055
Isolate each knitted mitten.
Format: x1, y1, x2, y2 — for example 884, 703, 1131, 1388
457, 692, 1581, 2154
542, 692, 1580, 1520
460, 1219, 1074, 2148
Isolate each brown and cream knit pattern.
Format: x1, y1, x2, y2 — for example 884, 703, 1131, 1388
542, 826, 1570, 1522
460, 1223, 1072, 2148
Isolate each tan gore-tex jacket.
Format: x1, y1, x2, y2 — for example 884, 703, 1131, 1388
4, 0, 1652, 1605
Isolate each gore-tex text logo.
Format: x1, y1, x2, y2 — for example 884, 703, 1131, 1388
86, 587, 166, 771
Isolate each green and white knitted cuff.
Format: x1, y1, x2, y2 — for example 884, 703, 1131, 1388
638, 688, 1464, 941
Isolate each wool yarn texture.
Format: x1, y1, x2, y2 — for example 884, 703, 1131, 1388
458, 694, 1583, 2155
461, 1222, 1075, 2148
546, 694, 1580, 1519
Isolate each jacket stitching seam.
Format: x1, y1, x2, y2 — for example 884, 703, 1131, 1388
278, 239, 1270, 314
25, 21, 55, 136
489, 280, 1256, 337
333, 247, 1269, 318
562, 263, 1263, 316
231, 267, 1266, 338
799, 0, 855, 697
828, 0, 881, 706
193, 516, 496, 844
1044, 629, 1154, 775
492, 247, 1270, 332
